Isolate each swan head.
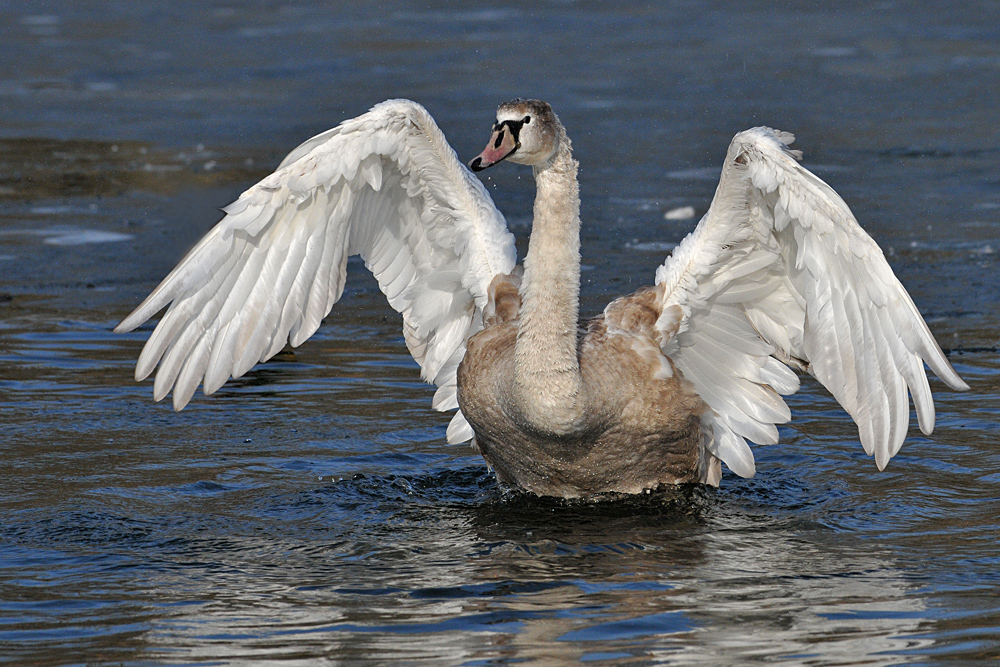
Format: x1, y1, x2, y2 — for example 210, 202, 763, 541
469, 99, 561, 172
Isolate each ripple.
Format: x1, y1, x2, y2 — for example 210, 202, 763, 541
43, 230, 133, 245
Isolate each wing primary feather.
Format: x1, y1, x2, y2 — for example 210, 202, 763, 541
172, 333, 214, 411
228, 207, 299, 378
132, 234, 242, 379
234, 208, 313, 377
202, 237, 273, 394
115, 227, 228, 333
147, 237, 251, 393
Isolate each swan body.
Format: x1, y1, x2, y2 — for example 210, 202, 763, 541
116, 98, 968, 497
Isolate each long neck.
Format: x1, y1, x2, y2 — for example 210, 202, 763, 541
513, 134, 584, 433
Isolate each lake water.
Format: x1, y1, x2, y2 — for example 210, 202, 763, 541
2, 1, 999, 664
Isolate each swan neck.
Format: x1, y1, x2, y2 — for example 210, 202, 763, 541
514, 135, 584, 433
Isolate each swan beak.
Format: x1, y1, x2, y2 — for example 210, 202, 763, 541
469, 123, 519, 172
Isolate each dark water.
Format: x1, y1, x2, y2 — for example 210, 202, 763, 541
2, 1, 999, 664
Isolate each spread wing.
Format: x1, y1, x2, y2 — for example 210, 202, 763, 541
654, 127, 968, 477
116, 99, 516, 440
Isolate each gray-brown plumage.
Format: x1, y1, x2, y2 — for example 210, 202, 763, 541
461, 100, 721, 495
460, 280, 718, 496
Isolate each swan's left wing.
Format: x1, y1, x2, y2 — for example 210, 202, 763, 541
654, 127, 967, 478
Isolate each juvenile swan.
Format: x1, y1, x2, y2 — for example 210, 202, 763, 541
116, 99, 968, 497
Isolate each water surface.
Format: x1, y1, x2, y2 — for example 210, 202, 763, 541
2, 1, 999, 664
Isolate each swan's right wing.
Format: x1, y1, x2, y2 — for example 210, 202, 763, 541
116, 100, 516, 437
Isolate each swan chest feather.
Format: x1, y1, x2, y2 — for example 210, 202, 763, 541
457, 311, 711, 498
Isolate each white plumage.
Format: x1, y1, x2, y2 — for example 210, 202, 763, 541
655, 128, 967, 475
117, 100, 967, 494
117, 100, 516, 418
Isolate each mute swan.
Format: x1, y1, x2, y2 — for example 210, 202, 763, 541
116, 98, 968, 497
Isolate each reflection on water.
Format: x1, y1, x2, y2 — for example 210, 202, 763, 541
3, 0, 1000, 664
0, 462, 943, 665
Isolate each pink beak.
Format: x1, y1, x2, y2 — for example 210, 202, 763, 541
469, 123, 519, 172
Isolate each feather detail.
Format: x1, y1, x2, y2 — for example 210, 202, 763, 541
655, 126, 967, 476
116, 100, 517, 422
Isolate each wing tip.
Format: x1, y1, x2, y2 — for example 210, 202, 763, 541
172, 390, 193, 412
924, 341, 970, 392
114, 293, 171, 336
947, 375, 971, 392
114, 311, 145, 334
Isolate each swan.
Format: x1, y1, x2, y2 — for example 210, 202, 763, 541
115, 98, 969, 497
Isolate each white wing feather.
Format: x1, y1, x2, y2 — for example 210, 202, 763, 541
116, 99, 516, 438
656, 127, 967, 477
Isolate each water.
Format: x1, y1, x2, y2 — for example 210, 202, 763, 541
2, 1, 999, 664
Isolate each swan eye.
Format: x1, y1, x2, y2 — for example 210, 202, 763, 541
524, 116, 531, 125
